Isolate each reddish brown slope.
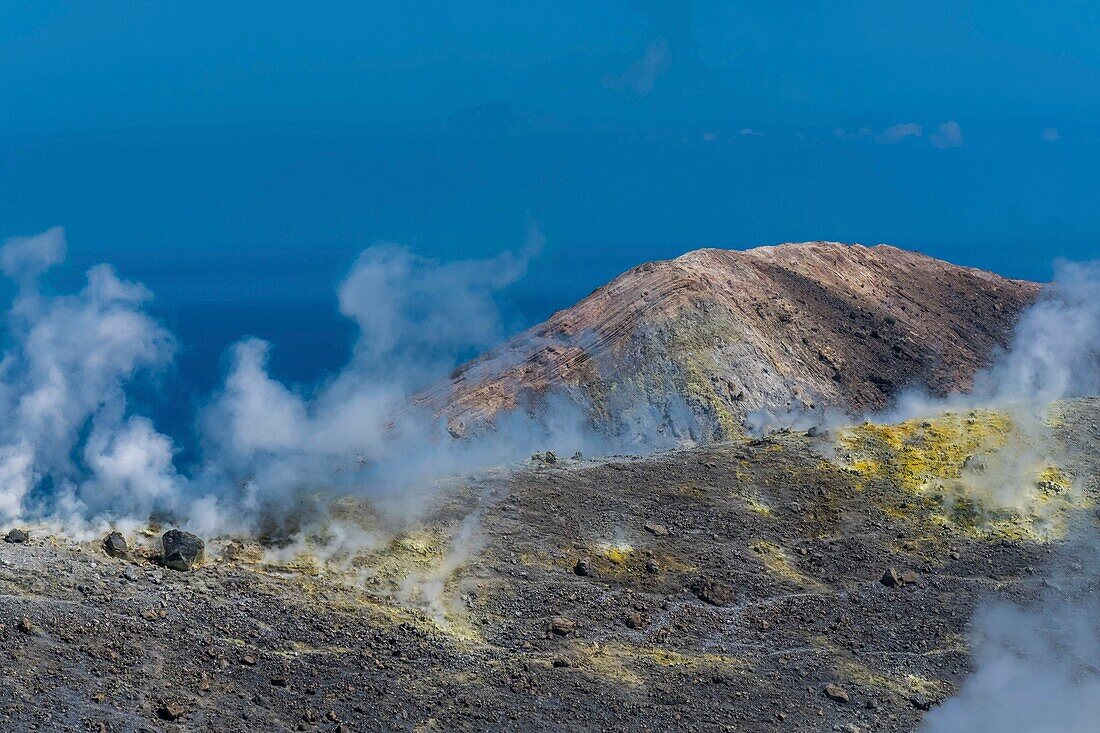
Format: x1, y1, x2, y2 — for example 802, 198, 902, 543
420, 242, 1040, 441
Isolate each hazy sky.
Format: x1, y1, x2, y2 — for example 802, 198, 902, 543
1, 1, 1098, 388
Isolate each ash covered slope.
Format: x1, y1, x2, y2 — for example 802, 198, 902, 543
422, 242, 1039, 441
2, 401, 1096, 732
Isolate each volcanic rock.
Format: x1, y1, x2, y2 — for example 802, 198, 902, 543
692, 576, 736, 606
573, 558, 591, 576
161, 530, 204, 571
549, 617, 576, 636
643, 522, 668, 536
4, 529, 28, 544
824, 684, 851, 703
881, 567, 903, 587
103, 531, 129, 558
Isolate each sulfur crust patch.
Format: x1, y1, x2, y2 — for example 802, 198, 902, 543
833, 410, 1086, 541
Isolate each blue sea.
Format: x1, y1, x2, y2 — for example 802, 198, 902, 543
2, 120, 1093, 468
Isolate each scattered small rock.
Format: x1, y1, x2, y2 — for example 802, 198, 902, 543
623, 611, 645, 629
4, 528, 28, 544
691, 576, 736, 607
550, 617, 576, 636
643, 522, 668, 537
899, 570, 921, 585
103, 531, 129, 558
16, 616, 36, 635
571, 451, 583, 460
824, 684, 850, 703
270, 676, 289, 687
222, 540, 246, 560
161, 529, 205, 572
645, 558, 660, 574
241, 654, 257, 666
911, 696, 933, 711
157, 703, 186, 721
573, 558, 591, 577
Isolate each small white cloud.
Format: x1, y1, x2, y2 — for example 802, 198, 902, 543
1, 226, 66, 280
1042, 127, 1060, 143
701, 131, 718, 142
931, 120, 964, 148
834, 126, 874, 140
739, 128, 761, 136
875, 123, 922, 144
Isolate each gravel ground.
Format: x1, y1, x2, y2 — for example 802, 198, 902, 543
1, 400, 1097, 732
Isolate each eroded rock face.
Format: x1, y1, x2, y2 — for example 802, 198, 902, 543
419, 242, 1040, 440
161, 530, 204, 571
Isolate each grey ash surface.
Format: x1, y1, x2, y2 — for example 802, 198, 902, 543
1, 400, 1098, 732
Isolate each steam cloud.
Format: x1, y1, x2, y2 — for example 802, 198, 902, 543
0, 228, 179, 527
0, 226, 640, 538
909, 262, 1100, 731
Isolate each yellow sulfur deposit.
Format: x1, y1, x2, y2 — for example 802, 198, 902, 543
750, 540, 827, 591
599, 542, 634, 565
837, 410, 1014, 492
834, 410, 1084, 540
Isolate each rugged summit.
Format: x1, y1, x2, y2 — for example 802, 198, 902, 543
422, 242, 1040, 441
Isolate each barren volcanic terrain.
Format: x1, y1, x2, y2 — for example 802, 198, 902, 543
420, 242, 1039, 442
2, 399, 1096, 732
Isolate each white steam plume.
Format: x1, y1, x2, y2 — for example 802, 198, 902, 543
0, 225, 662, 539
921, 564, 1100, 732
0, 228, 180, 528
912, 263, 1100, 730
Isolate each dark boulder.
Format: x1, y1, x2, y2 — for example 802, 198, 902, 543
103, 531, 129, 558
161, 530, 204, 571
4, 528, 28, 544
881, 567, 903, 587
